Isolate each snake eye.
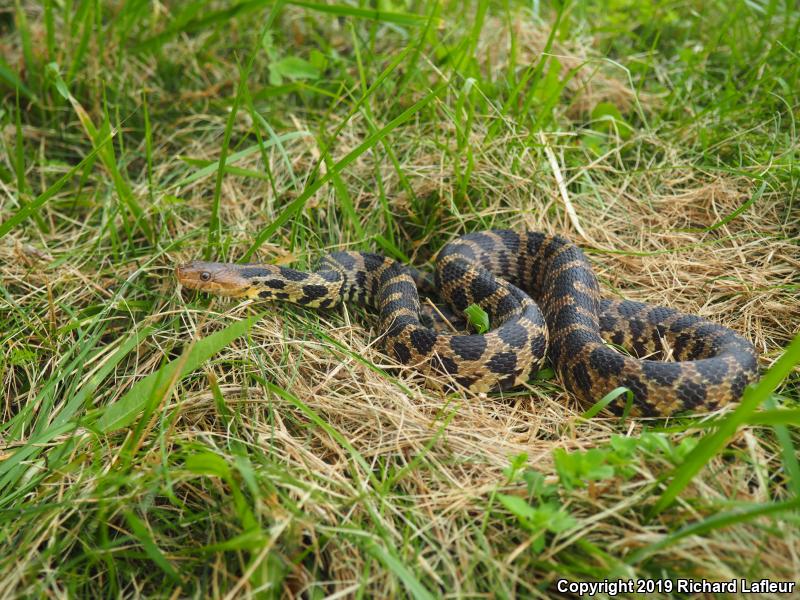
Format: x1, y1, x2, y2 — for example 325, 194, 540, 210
200, 271, 211, 282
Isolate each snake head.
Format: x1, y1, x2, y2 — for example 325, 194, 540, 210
175, 261, 254, 297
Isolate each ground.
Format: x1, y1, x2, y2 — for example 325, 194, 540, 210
1, 1, 799, 598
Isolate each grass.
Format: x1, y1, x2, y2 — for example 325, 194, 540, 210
1, 0, 799, 597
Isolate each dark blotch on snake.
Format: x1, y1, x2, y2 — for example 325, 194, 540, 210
449, 287, 468, 311
279, 267, 309, 282
331, 252, 356, 270
729, 369, 749, 401
319, 270, 341, 282
641, 361, 682, 387
456, 376, 476, 388
449, 335, 486, 361
673, 332, 695, 360
300, 284, 328, 303
621, 375, 650, 403
589, 347, 625, 376
498, 321, 529, 349
487, 351, 517, 374
571, 361, 592, 393
241, 267, 273, 278
436, 356, 459, 375
694, 360, 729, 386
494, 293, 518, 319
676, 380, 707, 408
410, 329, 437, 355
393, 342, 411, 363
495, 229, 521, 253
669, 314, 700, 333
362, 253, 386, 272
469, 274, 496, 304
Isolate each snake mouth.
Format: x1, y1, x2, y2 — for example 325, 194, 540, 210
175, 261, 253, 297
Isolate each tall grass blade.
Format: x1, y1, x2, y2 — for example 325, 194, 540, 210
124, 511, 183, 583
174, 135, 310, 189
650, 333, 800, 517
631, 497, 800, 563
287, 1, 428, 25
93, 314, 262, 433
0, 134, 114, 239
0, 58, 35, 101
243, 84, 445, 259
353, 536, 436, 600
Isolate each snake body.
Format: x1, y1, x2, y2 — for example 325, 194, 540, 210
176, 230, 758, 416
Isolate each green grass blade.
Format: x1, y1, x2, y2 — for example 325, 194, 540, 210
325, 152, 365, 239
700, 180, 766, 232
580, 386, 633, 420
242, 84, 445, 259
764, 397, 800, 497
0, 326, 155, 499
650, 333, 800, 517
0, 57, 35, 101
287, 1, 428, 26
14, 1, 38, 94
252, 376, 373, 478
631, 497, 800, 563
46, 63, 152, 240
0, 423, 76, 503
745, 408, 800, 426
124, 511, 182, 583
52, 325, 156, 429
360, 538, 436, 600
206, 60, 250, 259
0, 133, 114, 239
142, 89, 154, 203
93, 314, 262, 433
132, 0, 273, 53
174, 134, 310, 189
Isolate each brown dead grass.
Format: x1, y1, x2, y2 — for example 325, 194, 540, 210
2, 7, 799, 598
162, 113, 799, 596
158, 24, 798, 590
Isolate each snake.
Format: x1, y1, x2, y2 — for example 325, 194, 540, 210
176, 230, 759, 416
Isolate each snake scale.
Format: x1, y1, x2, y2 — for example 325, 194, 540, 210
176, 230, 759, 416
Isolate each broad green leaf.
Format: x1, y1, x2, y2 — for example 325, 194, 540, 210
464, 304, 490, 334
185, 452, 232, 479
498, 493, 538, 521
271, 55, 320, 83
591, 101, 633, 139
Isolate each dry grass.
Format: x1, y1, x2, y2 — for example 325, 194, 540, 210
1, 1, 799, 598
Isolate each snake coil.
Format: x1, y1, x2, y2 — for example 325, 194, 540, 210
176, 230, 758, 416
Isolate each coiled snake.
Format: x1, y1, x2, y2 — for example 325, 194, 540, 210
176, 230, 758, 416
